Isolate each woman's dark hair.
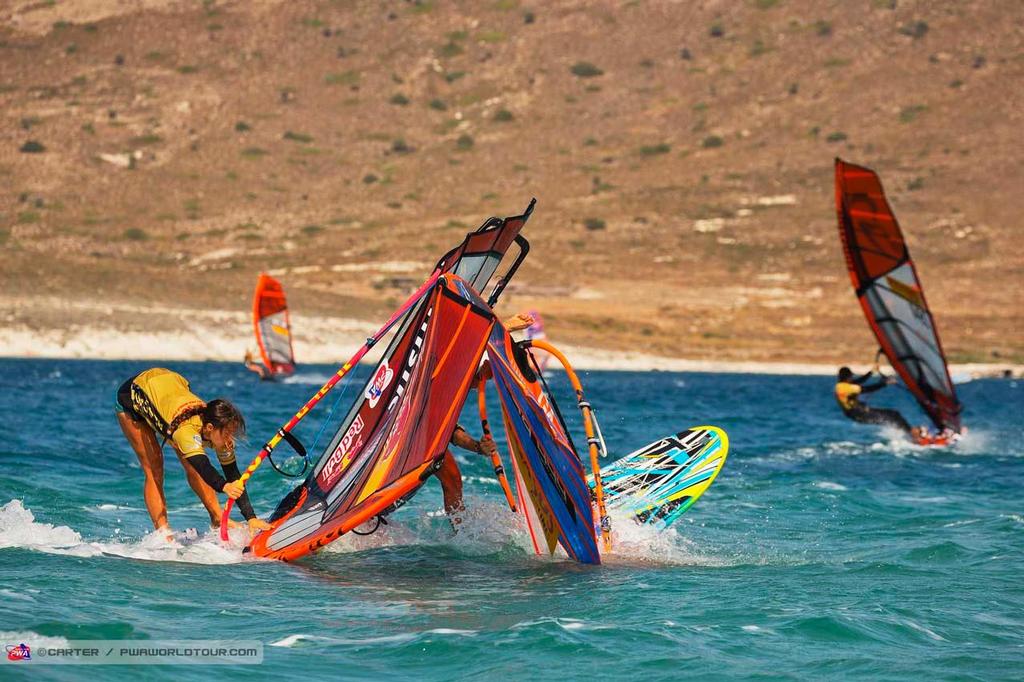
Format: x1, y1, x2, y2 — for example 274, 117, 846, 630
201, 398, 246, 437
837, 366, 853, 382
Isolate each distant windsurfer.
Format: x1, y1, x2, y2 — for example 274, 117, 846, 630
114, 368, 272, 538
835, 364, 913, 436
243, 349, 272, 381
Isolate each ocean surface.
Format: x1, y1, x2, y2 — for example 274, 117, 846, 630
1, 358, 1021, 680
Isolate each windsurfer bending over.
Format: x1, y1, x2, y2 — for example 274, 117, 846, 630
434, 311, 534, 530
835, 364, 913, 436
243, 349, 271, 381
115, 368, 273, 539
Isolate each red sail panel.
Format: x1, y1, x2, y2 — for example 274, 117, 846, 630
248, 275, 495, 561
253, 273, 295, 375
835, 158, 962, 432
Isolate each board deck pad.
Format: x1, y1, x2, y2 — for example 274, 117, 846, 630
594, 426, 728, 528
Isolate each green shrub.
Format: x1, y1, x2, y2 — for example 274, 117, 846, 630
20, 140, 45, 153
389, 93, 410, 106
428, 98, 447, 111
898, 21, 928, 39
583, 217, 606, 231
129, 134, 162, 146
283, 130, 313, 143
456, 134, 474, 150
825, 131, 847, 143
439, 42, 464, 58
899, 104, 927, 123
701, 135, 724, 148
570, 62, 603, 78
235, 121, 252, 132
494, 108, 514, 122
124, 228, 149, 241
325, 70, 359, 86
640, 143, 671, 156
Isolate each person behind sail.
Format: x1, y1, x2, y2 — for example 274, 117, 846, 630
835, 363, 913, 435
115, 368, 272, 538
434, 424, 499, 528
243, 348, 271, 381
433, 311, 534, 529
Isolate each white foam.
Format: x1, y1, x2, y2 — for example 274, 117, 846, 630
0, 631, 70, 648
813, 481, 848, 492
270, 634, 333, 648
601, 509, 726, 567
281, 372, 335, 385
0, 588, 36, 602
0, 500, 246, 564
0, 499, 82, 549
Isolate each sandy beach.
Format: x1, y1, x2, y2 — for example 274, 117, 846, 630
2, 297, 1018, 379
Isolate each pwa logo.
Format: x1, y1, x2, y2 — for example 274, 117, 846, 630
364, 362, 395, 408
6, 643, 31, 661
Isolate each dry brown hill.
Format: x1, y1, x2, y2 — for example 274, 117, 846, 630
2, 0, 1022, 363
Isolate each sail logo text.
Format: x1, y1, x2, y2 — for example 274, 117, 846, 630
320, 415, 365, 486
386, 307, 432, 413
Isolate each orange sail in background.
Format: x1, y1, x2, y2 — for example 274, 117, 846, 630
835, 158, 962, 432
253, 273, 296, 378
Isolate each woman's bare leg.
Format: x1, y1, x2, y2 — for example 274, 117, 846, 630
117, 412, 168, 530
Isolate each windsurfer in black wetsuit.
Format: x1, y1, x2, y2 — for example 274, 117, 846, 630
835, 365, 914, 435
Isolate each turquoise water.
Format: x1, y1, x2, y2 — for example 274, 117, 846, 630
1, 359, 1022, 679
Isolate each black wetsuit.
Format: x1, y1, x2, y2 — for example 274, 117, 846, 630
835, 371, 913, 435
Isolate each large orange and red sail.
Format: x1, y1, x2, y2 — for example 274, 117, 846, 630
835, 158, 962, 432
249, 275, 495, 560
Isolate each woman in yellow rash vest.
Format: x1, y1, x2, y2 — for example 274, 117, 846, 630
114, 367, 272, 538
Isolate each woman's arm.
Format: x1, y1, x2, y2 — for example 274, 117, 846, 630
220, 460, 257, 520
184, 455, 228, 493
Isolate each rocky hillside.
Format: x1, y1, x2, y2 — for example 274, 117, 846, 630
2, 0, 1022, 363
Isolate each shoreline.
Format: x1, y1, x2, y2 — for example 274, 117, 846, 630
1, 320, 1019, 379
